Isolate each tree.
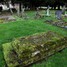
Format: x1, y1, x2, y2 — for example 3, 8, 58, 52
8, 0, 67, 10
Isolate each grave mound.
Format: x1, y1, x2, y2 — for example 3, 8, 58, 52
46, 20, 67, 29
3, 31, 67, 67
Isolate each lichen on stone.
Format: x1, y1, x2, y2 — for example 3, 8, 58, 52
2, 31, 67, 67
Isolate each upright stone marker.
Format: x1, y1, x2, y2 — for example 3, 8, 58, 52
36, 8, 40, 16
8, 0, 13, 14
62, 5, 66, 15
55, 10, 62, 20
46, 5, 50, 16
21, 6, 28, 19
15, 3, 20, 16
21, 5, 25, 17
35, 7, 41, 19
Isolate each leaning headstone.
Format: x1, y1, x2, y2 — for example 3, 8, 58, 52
46, 5, 50, 16
55, 10, 62, 20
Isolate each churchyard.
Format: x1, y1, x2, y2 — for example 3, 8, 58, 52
0, 3, 67, 67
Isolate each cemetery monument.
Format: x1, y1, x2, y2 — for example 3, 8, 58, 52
46, 5, 50, 16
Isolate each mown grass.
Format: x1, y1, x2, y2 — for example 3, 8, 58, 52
0, 10, 67, 67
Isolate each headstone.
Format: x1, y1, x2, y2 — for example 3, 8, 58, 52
14, 3, 20, 16
62, 5, 66, 15
8, 0, 13, 14
21, 7, 28, 19
21, 6, 25, 17
46, 5, 50, 16
35, 7, 41, 19
55, 10, 62, 20
36, 8, 39, 14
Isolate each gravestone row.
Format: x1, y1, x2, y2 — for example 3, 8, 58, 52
0, 3, 66, 20
34, 5, 66, 19
0, 4, 67, 20
14, 4, 28, 19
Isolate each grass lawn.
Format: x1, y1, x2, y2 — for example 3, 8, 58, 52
0, 10, 67, 67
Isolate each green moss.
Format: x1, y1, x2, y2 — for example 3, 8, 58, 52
0, 19, 4, 23
3, 43, 19, 67
2, 31, 67, 67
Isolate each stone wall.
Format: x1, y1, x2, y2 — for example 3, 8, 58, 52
3, 31, 67, 67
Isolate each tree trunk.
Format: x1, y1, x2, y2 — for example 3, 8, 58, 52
54, 6, 56, 10
19, 2, 22, 12
58, 5, 60, 10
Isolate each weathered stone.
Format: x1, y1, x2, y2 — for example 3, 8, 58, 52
34, 8, 44, 19
62, 5, 66, 15
46, 20, 67, 29
0, 16, 16, 23
32, 51, 40, 57
14, 3, 20, 16
8, 16, 16, 21
3, 31, 67, 67
46, 5, 50, 16
55, 10, 62, 20
64, 26, 67, 29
